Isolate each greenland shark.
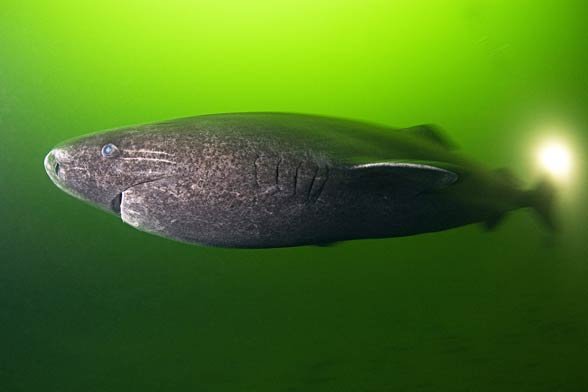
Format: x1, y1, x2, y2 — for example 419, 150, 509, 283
44, 112, 555, 248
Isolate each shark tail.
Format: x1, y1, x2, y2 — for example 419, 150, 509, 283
525, 178, 558, 231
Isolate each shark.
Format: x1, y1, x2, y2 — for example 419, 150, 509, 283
44, 112, 555, 248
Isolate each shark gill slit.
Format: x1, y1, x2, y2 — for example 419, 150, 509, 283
306, 165, 319, 201
253, 154, 260, 188
311, 166, 329, 202
293, 161, 302, 196
275, 157, 282, 186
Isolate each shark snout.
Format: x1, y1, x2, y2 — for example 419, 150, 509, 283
44, 147, 70, 185
44, 149, 60, 180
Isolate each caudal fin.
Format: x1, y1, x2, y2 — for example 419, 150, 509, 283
527, 179, 557, 231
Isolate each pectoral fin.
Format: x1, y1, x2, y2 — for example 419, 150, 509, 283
348, 162, 459, 195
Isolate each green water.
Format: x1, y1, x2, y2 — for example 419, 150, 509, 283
1, 1, 588, 390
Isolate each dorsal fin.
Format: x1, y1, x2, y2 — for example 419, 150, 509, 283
494, 168, 521, 187
402, 124, 456, 149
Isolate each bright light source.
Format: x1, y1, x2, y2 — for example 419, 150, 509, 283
537, 141, 572, 178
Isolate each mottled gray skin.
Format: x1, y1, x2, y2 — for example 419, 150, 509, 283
44, 112, 542, 248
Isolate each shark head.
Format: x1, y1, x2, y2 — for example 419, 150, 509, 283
44, 127, 180, 214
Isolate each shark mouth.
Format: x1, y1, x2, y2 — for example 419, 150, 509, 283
109, 176, 173, 215
110, 193, 123, 215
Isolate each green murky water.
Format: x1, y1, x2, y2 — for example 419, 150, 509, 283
1, 1, 587, 390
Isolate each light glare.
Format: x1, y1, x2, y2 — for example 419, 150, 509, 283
538, 142, 572, 178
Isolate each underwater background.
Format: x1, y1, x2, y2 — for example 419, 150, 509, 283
1, 1, 587, 390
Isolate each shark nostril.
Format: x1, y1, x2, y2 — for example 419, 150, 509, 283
54, 162, 60, 176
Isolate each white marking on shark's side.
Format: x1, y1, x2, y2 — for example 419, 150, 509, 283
120, 157, 176, 164
125, 149, 173, 156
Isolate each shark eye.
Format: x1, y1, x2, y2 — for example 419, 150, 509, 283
101, 143, 119, 158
